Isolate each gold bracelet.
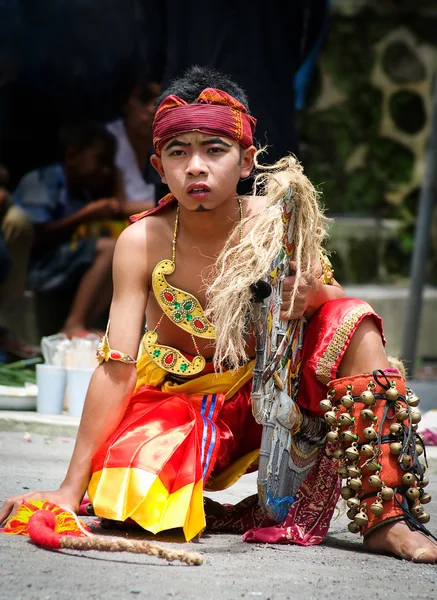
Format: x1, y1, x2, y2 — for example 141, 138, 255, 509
96, 321, 137, 365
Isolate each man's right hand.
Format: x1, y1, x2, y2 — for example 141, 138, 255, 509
0, 488, 81, 527
79, 199, 121, 222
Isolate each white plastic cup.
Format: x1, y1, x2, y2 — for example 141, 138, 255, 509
67, 367, 95, 417
36, 364, 67, 414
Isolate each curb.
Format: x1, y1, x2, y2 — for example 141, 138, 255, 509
0, 411, 80, 438
1, 410, 437, 474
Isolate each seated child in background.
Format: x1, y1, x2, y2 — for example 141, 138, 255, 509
0, 165, 37, 358
13, 122, 120, 338
107, 72, 161, 215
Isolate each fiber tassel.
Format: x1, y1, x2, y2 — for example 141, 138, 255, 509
3, 501, 203, 566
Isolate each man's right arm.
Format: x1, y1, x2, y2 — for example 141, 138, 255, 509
0, 221, 150, 523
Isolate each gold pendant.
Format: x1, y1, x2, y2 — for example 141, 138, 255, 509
143, 330, 206, 376
152, 260, 216, 339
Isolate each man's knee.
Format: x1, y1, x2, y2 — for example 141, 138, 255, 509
338, 315, 390, 377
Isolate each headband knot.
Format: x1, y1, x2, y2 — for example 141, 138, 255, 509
153, 88, 256, 155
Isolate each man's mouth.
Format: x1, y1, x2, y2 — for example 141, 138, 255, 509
187, 184, 211, 196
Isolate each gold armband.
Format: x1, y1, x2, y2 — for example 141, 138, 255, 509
318, 251, 335, 285
96, 321, 137, 365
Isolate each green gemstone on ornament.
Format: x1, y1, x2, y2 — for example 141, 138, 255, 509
174, 312, 182, 320
153, 349, 161, 357
174, 302, 181, 309
180, 363, 188, 372
183, 301, 193, 310
186, 314, 193, 321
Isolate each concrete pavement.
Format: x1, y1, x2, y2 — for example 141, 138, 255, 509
0, 431, 437, 600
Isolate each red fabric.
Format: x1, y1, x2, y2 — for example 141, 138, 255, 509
298, 298, 385, 416
92, 381, 261, 486
153, 88, 257, 155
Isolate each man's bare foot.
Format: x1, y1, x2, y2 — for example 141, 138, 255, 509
364, 520, 437, 563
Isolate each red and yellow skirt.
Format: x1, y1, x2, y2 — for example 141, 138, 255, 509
88, 353, 261, 541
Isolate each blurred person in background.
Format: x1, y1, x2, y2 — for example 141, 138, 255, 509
0, 164, 37, 358
107, 73, 161, 215
13, 122, 120, 338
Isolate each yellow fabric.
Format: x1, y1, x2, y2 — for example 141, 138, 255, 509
136, 338, 255, 401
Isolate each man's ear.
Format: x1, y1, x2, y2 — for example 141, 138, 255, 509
240, 145, 256, 179
150, 154, 167, 184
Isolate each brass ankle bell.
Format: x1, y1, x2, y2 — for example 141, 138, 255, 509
364, 426, 377, 441
333, 448, 345, 459
341, 430, 357, 444
405, 487, 420, 501
411, 410, 421, 424
401, 453, 411, 468
381, 486, 394, 501
419, 493, 431, 505
349, 477, 363, 491
347, 508, 358, 521
370, 499, 384, 516
360, 390, 375, 406
415, 444, 424, 457
327, 430, 340, 444
340, 394, 355, 409
338, 413, 354, 427
347, 464, 361, 478
368, 474, 382, 489
418, 476, 429, 488
396, 407, 408, 422
402, 472, 415, 486
348, 521, 361, 534
347, 497, 361, 510
360, 408, 374, 420
418, 512, 430, 524
354, 509, 369, 527
324, 410, 337, 425
361, 444, 375, 458
390, 442, 402, 455
345, 445, 360, 462
364, 460, 381, 473
386, 386, 399, 401
411, 504, 424, 518
338, 465, 349, 478
319, 399, 332, 412
341, 486, 355, 500
406, 391, 420, 407
389, 423, 403, 436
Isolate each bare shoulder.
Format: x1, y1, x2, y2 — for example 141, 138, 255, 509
241, 195, 268, 217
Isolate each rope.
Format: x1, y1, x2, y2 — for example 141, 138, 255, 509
60, 536, 203, 565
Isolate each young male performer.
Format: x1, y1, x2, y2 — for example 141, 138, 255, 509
1, 67, 435, 563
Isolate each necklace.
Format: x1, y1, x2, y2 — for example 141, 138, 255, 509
143, 198, 244, 376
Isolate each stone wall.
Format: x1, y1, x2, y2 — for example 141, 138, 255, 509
299, 0, 437, 283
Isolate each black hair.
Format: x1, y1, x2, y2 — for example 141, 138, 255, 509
156, 65, 250, 113
59, 121, 116, 157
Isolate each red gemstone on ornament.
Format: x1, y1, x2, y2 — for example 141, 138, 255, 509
164, 353, 174, 365
164, 292, 174, 302
110, 351, 122, 359
194, 319, 205, 330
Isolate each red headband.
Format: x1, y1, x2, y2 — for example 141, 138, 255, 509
153, 88, 256, 155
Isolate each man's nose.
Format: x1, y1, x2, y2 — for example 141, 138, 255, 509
185, 153, 208, 176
